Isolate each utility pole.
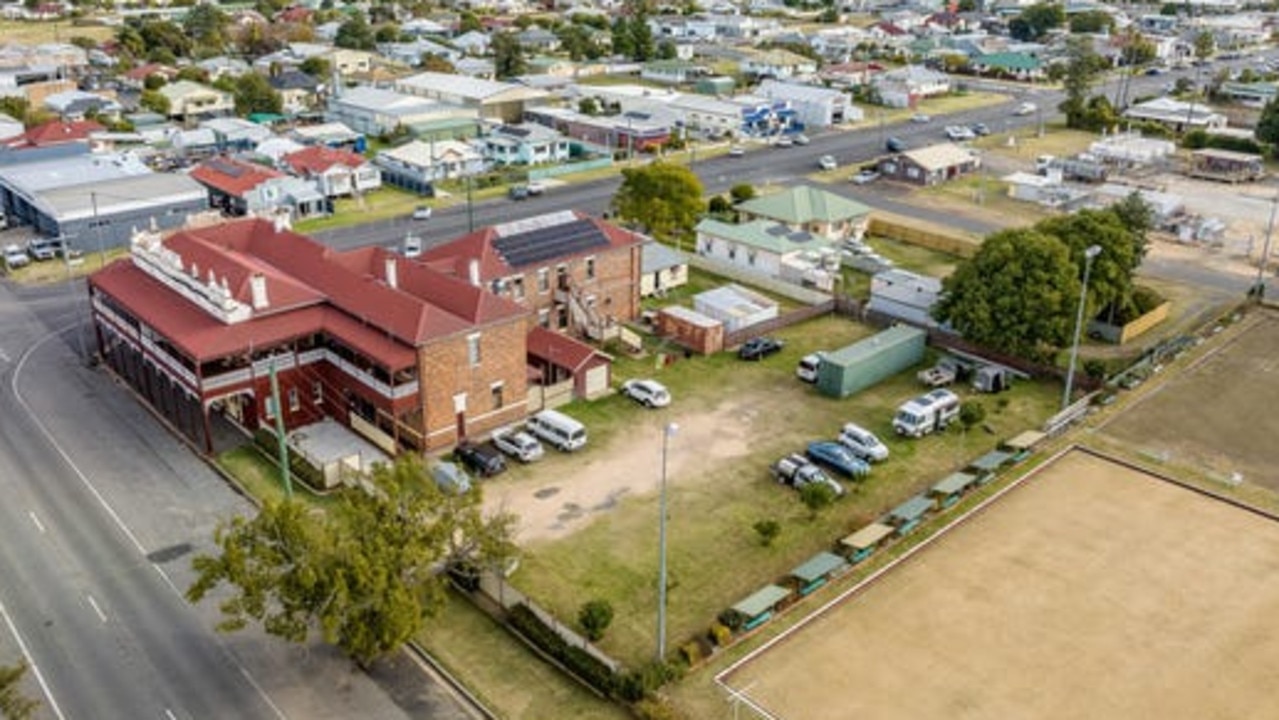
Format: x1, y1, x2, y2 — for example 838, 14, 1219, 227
466, 174, 474, 233
1254, 185, 1279, 300
268, 360, 293, 499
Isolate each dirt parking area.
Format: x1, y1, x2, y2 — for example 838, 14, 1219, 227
721, 450, 1279, 720
1098, 310, 1279, 486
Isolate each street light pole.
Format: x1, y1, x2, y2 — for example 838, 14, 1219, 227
1254, 184, 1279, 300
1063, 245, 1102, 411
656, 421, 678, 663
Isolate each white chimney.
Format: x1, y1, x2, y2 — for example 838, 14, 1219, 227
467, 258, 480, 287
249, 273, 269, 310
385, 256, 398, 289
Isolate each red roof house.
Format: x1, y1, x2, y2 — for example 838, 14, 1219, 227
280, 145, 382, 197
7, 119, 105, 148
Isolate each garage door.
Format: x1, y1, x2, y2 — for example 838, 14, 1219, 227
584, 365, 609, 399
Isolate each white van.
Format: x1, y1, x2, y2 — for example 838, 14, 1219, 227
797, 353, 824, 383
526, 409, 588, 452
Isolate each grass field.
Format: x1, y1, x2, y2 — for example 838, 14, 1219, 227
1098, 309, 1279, 487
495, 314, 1061, 670
718, 449, 1279, 719
0, 18, 113, 45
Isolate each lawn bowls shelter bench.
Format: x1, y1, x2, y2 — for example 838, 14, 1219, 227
930, 472, 980, 509
731, 584, 794, 632
789, 551, 851, 597
887, 495, 933, 537
968, 449, 1016, 484
841, 522, 896, 563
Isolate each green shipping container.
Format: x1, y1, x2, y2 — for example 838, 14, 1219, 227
816, 325, 927, 399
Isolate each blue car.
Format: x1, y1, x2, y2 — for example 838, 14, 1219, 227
806, 441, 871, 479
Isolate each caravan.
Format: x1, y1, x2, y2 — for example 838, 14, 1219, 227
892, 389, 961, 438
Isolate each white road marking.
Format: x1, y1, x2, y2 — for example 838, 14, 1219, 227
0, 600, 68, 720
153, 565, 183, 599
86, 594, 107, 623
239, 665, 289, 720
0, 347, 10, 363
164, 708, 177, 720
28, 510, 45, 534
11, 326, 149, 557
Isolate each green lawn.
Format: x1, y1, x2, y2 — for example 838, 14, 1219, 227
509, 314, 1061, 670
973, 127, 1100, 163
867, 236, 962, 278
914, 175, 1052, 230
418, 593, 630, 720
215, 445, 338, 509
856, 91, 1010, 126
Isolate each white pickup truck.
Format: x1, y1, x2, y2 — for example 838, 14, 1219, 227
492, 427, 544, 463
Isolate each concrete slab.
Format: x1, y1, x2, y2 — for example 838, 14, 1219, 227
289, 418, 392, 474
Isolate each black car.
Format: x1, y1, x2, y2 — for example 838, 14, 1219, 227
455, 441, 507, 477
970, 122, 991, 136
886, 136, 907, 153
738, 336, 785, 361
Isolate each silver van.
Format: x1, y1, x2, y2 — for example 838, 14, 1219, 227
526, 409, 587, 452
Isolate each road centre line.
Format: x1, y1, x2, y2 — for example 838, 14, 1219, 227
27, 510, 44, 534
86, 594, 107, 623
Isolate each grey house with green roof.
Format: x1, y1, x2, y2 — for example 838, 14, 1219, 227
735, 185, 871, 242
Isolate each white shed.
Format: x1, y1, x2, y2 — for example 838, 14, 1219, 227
693, 284, 778, 333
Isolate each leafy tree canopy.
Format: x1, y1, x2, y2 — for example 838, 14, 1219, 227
1256, 97, 1279, 146
233, 73, 283, 116
611, 162, 705, 242
187, 456, 517, 667
934, 228, 1081, 360
0, 662, 38, 720
492, 31, 526, 79
334, 15, 376, 50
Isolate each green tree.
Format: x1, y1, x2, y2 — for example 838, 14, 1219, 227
611, 17, 634, 60
459, 11, 482, 33
729, 183, 756, 203
630, 12, 655, 61
176, 66, 210, 83
1060, 36, 1102, 129
492, 31, 526, 79
578, 96, 600, 115
958, 400, 986, 432
137, 19, 192, 60
374, 24, 403, 43
934, 228, 1082, 360
752, 518, 781, 547
232, 72, 283, 115
1037, 208, 1145, 317
1121, 33, 1157, 68
299, 56, 331, 79
183, 3, 229, 55
0, 662, 38, 720
334, 15, 375, 50
578, 599, 614, 641
1009, 2, 1063, 41
187, 456, 516, 668
140, 89, 171, 116
420, 54, 455, 73
557, 24, 592, 61
1069, 10, 1113, 34
1194, 30, 1215, 61
115, 24, 146, 58
0, 96, 29, 125
656, 39, 677, 60
1256, 97, 1279, 146
612, 162, 705, 242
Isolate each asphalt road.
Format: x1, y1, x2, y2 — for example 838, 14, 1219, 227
315, 63, 1220, 254
0, 280, 474, 720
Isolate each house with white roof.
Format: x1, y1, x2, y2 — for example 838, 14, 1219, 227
1122, 97, 1227, 133
872, 64, 951, 107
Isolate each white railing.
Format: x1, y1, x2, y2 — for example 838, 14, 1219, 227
198, 347, 419, 400
201, 367, 253, 392
139, 334, 198, 388
92, 297, 139, 340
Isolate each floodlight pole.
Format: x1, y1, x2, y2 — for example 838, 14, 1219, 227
656, 422, 678, 662
1063, 245, 1102, 411
1254, 184, 1279, 300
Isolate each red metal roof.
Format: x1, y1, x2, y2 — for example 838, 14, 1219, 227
526, 325, 601, 372
11, 119, 105, 148
91, 218, 528, 365
418, 211, 645, 282
282, 145, 367, 175
189, 156, 284, 198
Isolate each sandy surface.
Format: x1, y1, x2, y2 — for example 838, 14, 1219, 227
483, 399, 759, 544
724, 450, 1279, 720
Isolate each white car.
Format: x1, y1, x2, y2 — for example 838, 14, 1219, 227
838, 422, 890, 462
818, 155, 838, 171
492, 428, 544, 463
944, 125, 975, 141
794, 134, 811, 146
1014, 102, 1038, 116
851, 169, 880, 185
910, 113, 931, 123
728, 145, 745, 158
621, 379, 671, 408
3, 243, 28, 269
774, 136, 794, 148
411, 205, 432, 220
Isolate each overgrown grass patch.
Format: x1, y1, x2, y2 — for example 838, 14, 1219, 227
865, 236, 962, 278
216, 445, 337, 509
6, 247, 128, 285
914, 175, 1050, 228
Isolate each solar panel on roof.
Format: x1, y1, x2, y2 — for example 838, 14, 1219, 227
493, 218, 610, 268
206, 158, 245, 178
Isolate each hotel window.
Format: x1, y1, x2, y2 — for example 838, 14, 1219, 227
467, 333, 481, 366
538, 308, 550, 327
512, 276, 525, 300
288, 387, 300, 412
491, 382, 504, 408
537, 267, 549, 293
585, 256, 596, 280
264, 396, 277, 419
313, 380, 323, 404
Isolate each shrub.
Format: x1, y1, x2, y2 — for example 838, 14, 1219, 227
508, 604, 618, 696
729, 183, 756, 203
707, 195, 731, 214
708, 621, 733, 647
752, 519, 781, 546
799, 482, 836, 516
578, 599, 614, 642
718, 608, 744, 632
679, 641, 701, 666
634, 697, 686, 720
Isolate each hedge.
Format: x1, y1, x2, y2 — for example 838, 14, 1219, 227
507, 603, 618, 697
